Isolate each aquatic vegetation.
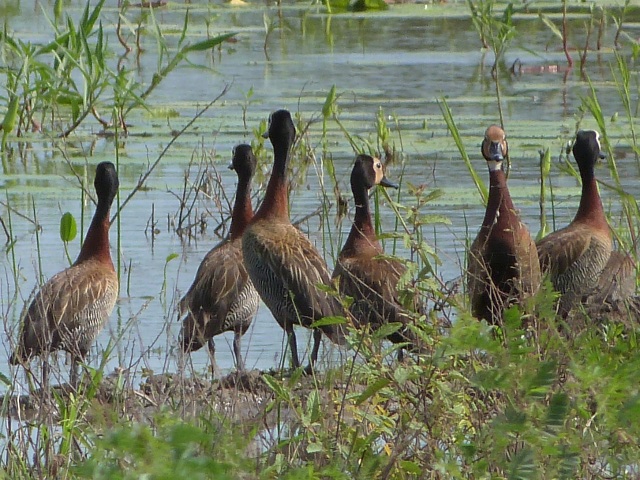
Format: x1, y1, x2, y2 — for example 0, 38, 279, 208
323, 0, 388, 14
0, 0, 234, 146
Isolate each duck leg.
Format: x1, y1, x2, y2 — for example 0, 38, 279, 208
232, 331, 245, 371
41, 358, 49, 392
304, 329, 323, 374
310, 329, 322, 365
38, 358, 50, 400
286, 325, 301, 370
397, 347, 405, 362
207, 338, 219, 377
70, 356, 80, 390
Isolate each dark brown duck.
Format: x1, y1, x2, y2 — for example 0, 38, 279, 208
179, 144, 260, 371
10, 162, 120, 385
467, 125, 541, 324
242, 109, 345, 371
332, 154, 418, 357
536, 130, 612, 315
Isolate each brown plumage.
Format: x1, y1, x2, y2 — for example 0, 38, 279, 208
242, 109, 345, 371
585, 251, 635, 305
179, 145, 260, 371
332, 154, 418, 357
10, 162, 119, 385
536, 130, 612, 315
467, 125, 541, 324
573, 252, 638, 326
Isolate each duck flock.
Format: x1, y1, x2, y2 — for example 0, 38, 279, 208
8, 109, 637, 385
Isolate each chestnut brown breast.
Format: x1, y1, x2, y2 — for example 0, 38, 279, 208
536, 130, 612, 315
179, 145, 260, 369
467, 125, 541, 324
11, 161, 119, 364
332, 154, 417, 348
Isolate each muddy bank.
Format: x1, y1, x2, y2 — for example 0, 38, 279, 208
3, 369, 275, 424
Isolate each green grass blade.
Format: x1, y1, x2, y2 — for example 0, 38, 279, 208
439, 97, 488, 204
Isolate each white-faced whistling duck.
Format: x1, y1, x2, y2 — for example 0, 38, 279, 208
332, 154, 418, 359
242, 109, 345, 372
179, 144, 260, 372
10, 161, 119, 387
467, 125, 541, 325
536, 130, 612, 316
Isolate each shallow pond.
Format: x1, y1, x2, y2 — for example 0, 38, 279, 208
1, 0, 640, 387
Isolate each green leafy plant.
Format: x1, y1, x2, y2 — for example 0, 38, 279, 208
439, 98, 487, 204
0, 0, 235, 144
59, 211, 78, 265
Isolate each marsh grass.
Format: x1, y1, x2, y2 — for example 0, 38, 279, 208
0, 0, 234, 149
439, 98, 487, 204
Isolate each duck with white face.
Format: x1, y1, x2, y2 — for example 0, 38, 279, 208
467, 125, 541, 325
536, 129, 614, 317
332, 154, 424, 360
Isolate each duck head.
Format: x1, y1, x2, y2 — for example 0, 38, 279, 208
573, 130, 606, 170
229, 144, 257, 180
481, 125, 508, 171
262, 109, 296, 148
95, 162, 119, 207
352, 154, 398, 191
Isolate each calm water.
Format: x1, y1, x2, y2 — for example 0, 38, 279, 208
1, 1, 639, 385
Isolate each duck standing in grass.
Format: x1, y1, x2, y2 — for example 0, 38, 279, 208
179, 144, 259, 372
536, 130, 612, 316
467, 125, 541, 324
242, 109, 345, 372
332, 154, 418, 359
10, 161, 120, 388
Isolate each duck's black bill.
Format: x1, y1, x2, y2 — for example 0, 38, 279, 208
380, 177, 399, 189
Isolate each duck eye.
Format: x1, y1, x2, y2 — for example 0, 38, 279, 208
376, 162, 382, 169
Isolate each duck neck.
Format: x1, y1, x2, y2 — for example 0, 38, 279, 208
575, 170, 605, 225
229, 176, 253, 239
256, 142, 290, 221
75, 200, 113, 267
482, 166, 514, 227
343, 187, 382, 256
